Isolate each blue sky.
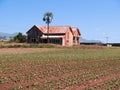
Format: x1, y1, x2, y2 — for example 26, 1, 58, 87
0, 0, 120, 43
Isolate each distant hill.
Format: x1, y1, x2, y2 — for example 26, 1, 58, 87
80, 37, 102, 43
0, 32, 18, 40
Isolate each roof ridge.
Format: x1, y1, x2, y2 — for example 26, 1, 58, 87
35, 25, 71, 27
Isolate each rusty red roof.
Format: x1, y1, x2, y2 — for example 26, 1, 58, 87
72, 28, 81, 37
27, 25, 81, 37
36, 25, 73, 34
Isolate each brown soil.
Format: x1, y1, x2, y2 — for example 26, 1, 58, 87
0, 48, 120, 90
0, 48, 55, 54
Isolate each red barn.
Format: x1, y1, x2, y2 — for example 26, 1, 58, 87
26, 25, 81, 46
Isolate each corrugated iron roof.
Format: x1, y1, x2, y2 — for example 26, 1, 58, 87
27, 25, 81, 37
41, 35, 64, 38
36, 26, 72, 34
72, 28, 81, 37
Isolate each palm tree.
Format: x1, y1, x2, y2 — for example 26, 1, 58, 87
43, 12, 53, 43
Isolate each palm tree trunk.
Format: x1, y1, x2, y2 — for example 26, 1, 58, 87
47, 23, 49, 43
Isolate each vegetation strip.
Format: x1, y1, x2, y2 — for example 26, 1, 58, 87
0, 47, 120, 90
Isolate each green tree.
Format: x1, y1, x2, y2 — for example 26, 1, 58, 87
13, 32, 27, 43
43, 12, 53, 43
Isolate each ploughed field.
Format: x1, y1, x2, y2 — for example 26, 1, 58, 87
0, 47, 120, 90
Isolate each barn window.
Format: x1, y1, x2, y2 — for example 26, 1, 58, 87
31, 38, 36, 43
67, 40, 69, 43
73, 36, 75, 40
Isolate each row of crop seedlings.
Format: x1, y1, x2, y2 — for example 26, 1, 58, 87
1, 62, 120, 89
10, 74, 120, 90
1, 59, 120, 89
24, 67, 120, 89
89, 76, 120, 90
52, 64, 120, 89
